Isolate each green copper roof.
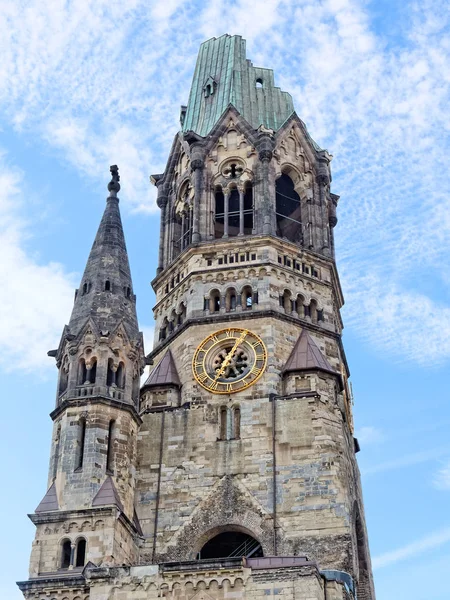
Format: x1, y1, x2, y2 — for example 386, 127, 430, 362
182, 34, 295, 137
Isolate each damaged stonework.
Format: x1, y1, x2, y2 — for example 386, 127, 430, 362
18, 34, 375, 600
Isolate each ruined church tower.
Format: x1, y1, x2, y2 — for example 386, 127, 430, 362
18, 35, 375, 600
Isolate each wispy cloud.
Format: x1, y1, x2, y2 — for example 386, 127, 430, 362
356, 426, 385, 445
362, 447, 450, 476
0, 0, 449, 365
433, 461, 450, 490
373, 526, 450, 570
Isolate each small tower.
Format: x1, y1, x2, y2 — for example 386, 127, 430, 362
23, 167, 145, 588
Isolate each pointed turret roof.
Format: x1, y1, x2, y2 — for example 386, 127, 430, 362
142, 350, 180, 389
92, 476, 124, 511
67, 166, 139, 340
283, 329, 337, 377
35, 482, 59, 513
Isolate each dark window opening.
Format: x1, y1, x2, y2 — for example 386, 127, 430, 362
242, 287, 253, 309
78, 359, 87, 385
214, 189, 225, 239
276, 174, 302, 244
210, 291, 221, 313
106, 420, 115, 473
59, 367, 68, 395
233, 407, 241, 439
207, 259, 212, 266
256, 78, 263, 88
126, 286, 131, 298
76, 419, 86, 470
75, 539, 86, 567
105, 280, 111, 291
61, 539, 71, 569
116, 362, 125, 388
243, 184, 253, 234
88, 360, 96, 384
199, 532, 263, 560
251, 253, 256, 261
219, 407, 227, 440
82, 282, 88, 295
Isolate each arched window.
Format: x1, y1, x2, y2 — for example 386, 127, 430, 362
219, 407, 228, 440
78, 358, 87, 385
75, 538, 86, 567
275, 173, 302, 244
105, 280, 111, 291
295, 294, 305, 315
88, 359, 97, 384
226, 288, 237, 312
177, 302, 187, 325
59, 364, 69, 395
279, 290, 292, 314
116, 362, 125, 389
159, 317, 168, 341
242, 286, 253, 310
210, 289, 221, 313
76, 418, 86, 471
232, 406, 241, 439
60, 539, 72, 569
106, 420, 115, 473
256, 78, 263, 88
243, 182, 254, 234
198, 531, 263, 559
214, 187, 225, 239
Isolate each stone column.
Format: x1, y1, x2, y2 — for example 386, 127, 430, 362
191, 159, 203, 243
257, 131, 275, 235
156, 192, 168, 275
223, 191, 230, 238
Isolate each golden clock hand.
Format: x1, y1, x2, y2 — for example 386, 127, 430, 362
213, 330, 248, 382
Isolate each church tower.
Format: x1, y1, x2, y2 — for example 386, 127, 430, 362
19, 35, 375, 600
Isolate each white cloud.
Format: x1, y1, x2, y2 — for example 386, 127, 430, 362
0, 0, 449, 366
433, 461, 450, 490
0, 151, 75, 372
372, 526, 450, 570
362, 447, 450, 476
356, 426, 385, 445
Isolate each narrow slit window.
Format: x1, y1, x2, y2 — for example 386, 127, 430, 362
106, 420, 115, 473
76, 419, 86, 470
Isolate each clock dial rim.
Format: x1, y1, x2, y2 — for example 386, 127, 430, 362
192, 327, 267, 394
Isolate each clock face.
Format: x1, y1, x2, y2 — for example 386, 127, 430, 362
192, 328, 267, 394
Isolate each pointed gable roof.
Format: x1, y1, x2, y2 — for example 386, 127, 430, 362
283, 329, 337, 377
142, 350, 180, 389
67, 166, 139, 341
92, 476, 124, 511
35, 482, 59, 513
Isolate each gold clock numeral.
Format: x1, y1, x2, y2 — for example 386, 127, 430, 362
193, 328, 267, 394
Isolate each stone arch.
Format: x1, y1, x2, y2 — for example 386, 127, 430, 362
194, 523, 264, 559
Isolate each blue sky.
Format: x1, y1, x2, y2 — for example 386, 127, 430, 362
1, 1, 449, 598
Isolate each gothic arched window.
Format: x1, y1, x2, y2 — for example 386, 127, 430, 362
75, 538, 86, 567
60, 539, 71, 569
276, 174, 302, 244
214, 187, 225, 239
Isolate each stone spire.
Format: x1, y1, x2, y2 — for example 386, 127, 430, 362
68, 166, 139, 340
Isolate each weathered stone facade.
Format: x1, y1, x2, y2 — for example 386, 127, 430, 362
18, 34, 375, 600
